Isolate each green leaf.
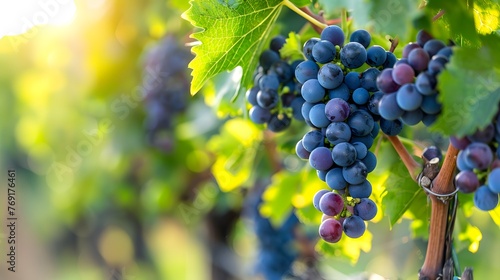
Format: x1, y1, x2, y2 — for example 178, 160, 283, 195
372, 140, 424, 228
289, 0, 310, 7
316, 230, 373, 263
279, 32, 304, 61
431, 46, 500, 137
260, 170, 300, 226
182, 0, 284, 95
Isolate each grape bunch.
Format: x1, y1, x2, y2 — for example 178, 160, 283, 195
376, 30, 454, 129
143, 35, 193, 151
451, 112, 500, 211
294, 26, 391, 243
245, 36, 305, 132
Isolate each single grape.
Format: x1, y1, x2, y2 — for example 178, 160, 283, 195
301, 79, 326, 103
436, 46, 453, 58
318, 63, 344, 89
246, 86, 259, 106
408, 48, 430, 72
474, 185, 499, 211
321, 25, 345, 46
309, 103, 330, 128
361, 151, 377, 172
352, 88, 370, 106
348, 179, 372, 198
392, 63, 415, 86
319, 192, 345, 216
423, 39, 446, 57
249, 106, 272, 124
257, 88, 280, 109
340, 42, 367, 69
347, 110, 375, 137
487, 168, 500, 193
258, 74, 280, 91
332, 142, 358, 167
325, 98, 350, 122
360, 67, 380, 92
325, 122, 352, 145
379, 92, 404, 120
427, 56, 448, 75
295, 60, 320, 84
342, 215, 366, 238
313, 189, 330, 210
421, 94, 442, 114
379, 118, 403, 136
295, 140, 310, 160
344, 72, 361, 90
376, 68, 400, 93
463, 142, 493, 171
367, 91, 384, 116
319, 218, 343, 243
455, 170, 480, 194
352, 142, 368, 159
309, 146, 334, 171
303, 38, 320, 61
312, 40, 336, 63
326, 168, 349, 190
415, 71, 437, 95
366, 45, 387, 67
317, 170, 328, 181
343, 160, 368, 184
416, 30, 433, 47
270, 35, 286, 53
401, 108, 424, 126
302, 130, 324, 152
383, 51, 397, 68
268, 114, 291, 132
396, 83, 423, 111
350, 29, 371, 48
456, 150, 473, 171
354, 198, 377, 220
270, 61, 293, 83
328, 83, 350, 101
422, 146, 442, 162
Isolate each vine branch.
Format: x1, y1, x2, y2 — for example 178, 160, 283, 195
420, 143, 459, 280
283, 0, 328, 31
386, 135, 421, 181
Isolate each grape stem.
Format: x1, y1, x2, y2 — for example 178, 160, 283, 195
283, 0, 328, 31
419, 143, 459, 280
386, 135, 420, 181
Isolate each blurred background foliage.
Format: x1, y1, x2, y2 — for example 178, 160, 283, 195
0, 0, 499, 280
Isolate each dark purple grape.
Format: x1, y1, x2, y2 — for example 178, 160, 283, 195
326, 168, 349, 190
474, 185, 499, 211
376, 68, 400, 93
295, 140, 310, 160
402, 43, 421, 58
249, 106, 272, 124
340, 42, 367, 69
342, 215, 366, 238
408, 48, 430, 72
354, 198, 378, 220
331, 142, 357, 167
416, 30, 433, 47
348, 179, 372, 198
342, 160, 368, 184
325, 98, 350, 122
450, 136, 471, 150
309, 147, 334, 171
467, 124, 495, 143
392, 63, 415, 86
321, 25, 345, 46
319, 192, 345, 216
268, 114, 291, 132
319, 218, 343, 243
350, 29, 371, 48
303, 38, 320, 61
455, 170, 480, 194
422, 146, 442, 162
270, 35, 286, 53
463, 142, 493, 171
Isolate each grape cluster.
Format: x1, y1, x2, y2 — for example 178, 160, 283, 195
451, 113, 500, 211
246, 36, 305, 132
294, 26, 389, 243
143, 35, 193, 151
376, 30, 454, 130
245, 185, 298, 279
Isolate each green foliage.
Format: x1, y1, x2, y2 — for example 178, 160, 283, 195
432, 46, 500, 137
182, 0, 284, 96
279, 32, 305, 61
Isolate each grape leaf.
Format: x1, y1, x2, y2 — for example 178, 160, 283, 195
316, 230, 373, 263
279, 32, 304, 61
431, 46, 500, 137
183, 0, 284, 95
289, 0, 310, 7
372, 140, 424, 228
427, 0, 480, 45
